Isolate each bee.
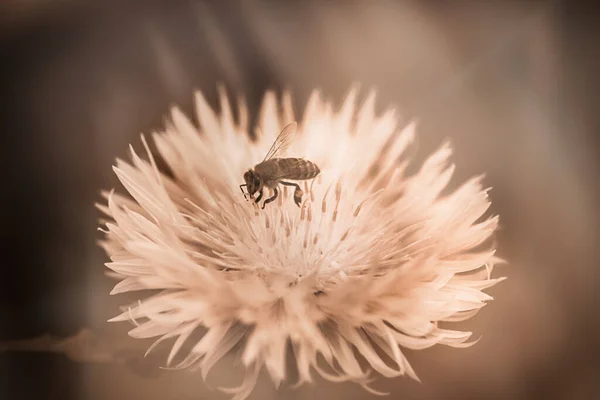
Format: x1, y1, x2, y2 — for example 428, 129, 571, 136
240, 122, 321, 209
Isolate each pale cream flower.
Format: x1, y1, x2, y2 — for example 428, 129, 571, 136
98, 87, 504, 400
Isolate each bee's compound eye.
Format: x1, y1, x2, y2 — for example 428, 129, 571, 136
255, 178, 260, 187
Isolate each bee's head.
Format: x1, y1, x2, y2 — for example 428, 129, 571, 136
243, 170, 262, 196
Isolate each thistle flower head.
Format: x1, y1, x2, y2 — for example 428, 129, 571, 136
98, 87, 504, 399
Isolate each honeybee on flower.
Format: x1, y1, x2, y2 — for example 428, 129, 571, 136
98, 86, 504, 400
240, 121, 321, 209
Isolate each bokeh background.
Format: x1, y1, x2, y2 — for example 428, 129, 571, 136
2, 1, 600, 399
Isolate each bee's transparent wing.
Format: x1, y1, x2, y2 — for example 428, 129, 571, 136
262, 122, 297, 162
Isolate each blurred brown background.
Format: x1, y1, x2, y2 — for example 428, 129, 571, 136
2, 1, 600, 399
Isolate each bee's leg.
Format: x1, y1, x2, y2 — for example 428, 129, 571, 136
240, 184, 251, 200
261, 187, 279, 209
254, 189, 263, 204
281, 181, 303, 207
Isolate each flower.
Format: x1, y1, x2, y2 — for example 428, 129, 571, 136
97, 86, 504, 400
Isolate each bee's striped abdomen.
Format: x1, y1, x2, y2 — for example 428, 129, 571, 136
272, 157, 320, 180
